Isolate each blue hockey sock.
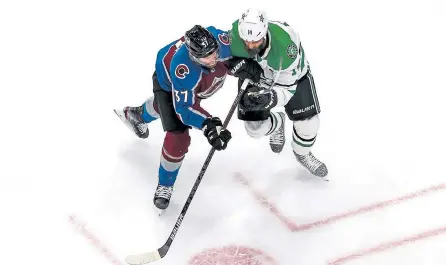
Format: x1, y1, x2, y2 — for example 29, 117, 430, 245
158, 152, 184, 187
141, 97, 160, 123
158, 164, 181, 187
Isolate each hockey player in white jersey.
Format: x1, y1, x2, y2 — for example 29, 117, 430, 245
229, 8, 328, 178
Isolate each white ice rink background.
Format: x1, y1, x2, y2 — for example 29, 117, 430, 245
1, 0, 446, 264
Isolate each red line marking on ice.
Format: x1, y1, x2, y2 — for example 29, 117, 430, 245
327, 226, 446, 265
69, 215, 124, 265
292, 183, 445, 232
234, 173, 445, 232
234, 172, 298, 231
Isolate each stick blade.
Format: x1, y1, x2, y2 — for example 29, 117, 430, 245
125, 250, 162, 265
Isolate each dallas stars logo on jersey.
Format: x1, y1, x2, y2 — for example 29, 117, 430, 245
286, 43, 298, 59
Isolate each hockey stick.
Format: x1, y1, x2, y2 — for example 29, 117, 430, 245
124, 78, 251, 265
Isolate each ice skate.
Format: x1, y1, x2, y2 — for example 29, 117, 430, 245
294, 151, 328, 179
269, 112, 286, 153
114, 106, 149, 138
153, 184, 173, 215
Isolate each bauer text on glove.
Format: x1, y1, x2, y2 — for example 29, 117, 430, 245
226, 57, 263, 83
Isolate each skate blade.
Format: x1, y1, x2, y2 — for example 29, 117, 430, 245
317, 169, 329, 182
113, 109, 141, 138
152, 203, 166, 217
312, 172, 329, 182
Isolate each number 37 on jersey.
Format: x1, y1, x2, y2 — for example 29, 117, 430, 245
174, 89, 189, 103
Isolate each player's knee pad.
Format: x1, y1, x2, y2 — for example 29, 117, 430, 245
162, 131, 191, 163
291, 115, 320, 155
244, 119, 272, 138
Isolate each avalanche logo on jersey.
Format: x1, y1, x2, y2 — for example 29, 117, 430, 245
218, 33, 230, 46
175, 64, 189, 79
198, 75, 226, 99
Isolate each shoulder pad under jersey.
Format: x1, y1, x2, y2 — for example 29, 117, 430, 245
207, 26, 232, 61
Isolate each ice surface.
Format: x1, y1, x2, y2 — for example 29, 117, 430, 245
1, 0, 445, 264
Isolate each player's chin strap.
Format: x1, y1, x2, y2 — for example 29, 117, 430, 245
124, 78, 252, 265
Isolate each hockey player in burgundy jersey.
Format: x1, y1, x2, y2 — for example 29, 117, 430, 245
114, 25, 261, 211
